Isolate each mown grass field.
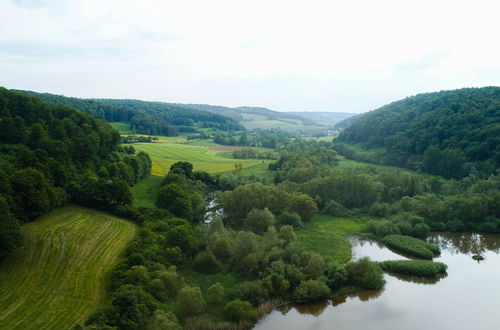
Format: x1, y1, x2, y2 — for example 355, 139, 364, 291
297, 214, 368, 263
0, 206, 136, 330
132, 141, 273, 177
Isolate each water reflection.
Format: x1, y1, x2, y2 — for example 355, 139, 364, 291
387, 272, 446, 285
428, 232, 500, 255
255, 232, 500, 330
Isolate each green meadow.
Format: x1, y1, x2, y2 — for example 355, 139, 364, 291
0, 206, 136, 330
296, 214, 367, 263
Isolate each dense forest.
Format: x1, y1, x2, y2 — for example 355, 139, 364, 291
0, 88, 151, 261
15, 90, 244, 136
335, 87, 500, 178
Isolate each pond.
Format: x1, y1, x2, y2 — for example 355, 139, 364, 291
254, 233, 500, 330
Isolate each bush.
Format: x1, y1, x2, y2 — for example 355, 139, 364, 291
193, 250, 222, 273
293, 280, 331, 303
176, 286, 205, 317
148, 309, 181, 330
231, 281, 268, 305
382, 235, 440, 259
224, 300, 258, 322
207, 282, 224, 305
276, 211, 303, 229
379, 260, 447, 277
345, 257, 385, 289
244, 208, 275, 234
323, 199, 348, 217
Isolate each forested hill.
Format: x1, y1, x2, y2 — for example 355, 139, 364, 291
335, 87, 500, 178
0, 88, 151, 261
15, 90, 245, 136
174, 104, 321, 128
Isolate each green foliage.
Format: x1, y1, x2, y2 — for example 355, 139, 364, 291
169, 161, 194, 179
104, 284, 159, 329
193, 250, 222, 274
18, 90, 244, 135
218, 183, 317, 228
383, 235, 440, 259
0, 197, 21, 261
293, 280, 331, 303
379, 260, 447, 277
244, 208, 276, 234
164, 222, 196, 253
0, 88, 149, 260
224, 300, 258, 322
148, 310, 181, 330
175, 286, 206, 317
323, 199, 348, 217
207, 282, 225, 305
276, 211, 303, 229
346, 257, 385, 289
125, 265, 150, 285
156, 184, 193, 220
336, 87, 500, 178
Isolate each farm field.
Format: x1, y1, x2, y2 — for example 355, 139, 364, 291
132, 140, 273, 177
0, 206, 136, 330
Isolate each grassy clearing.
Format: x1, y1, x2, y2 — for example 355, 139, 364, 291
379, 260, 447, 277
110, 121, 134, 134
296, 214, 367, 263
132, 141, 273, 177
131, 175, 163, 208
382, 235, 440, 260
0, 206, 136, 330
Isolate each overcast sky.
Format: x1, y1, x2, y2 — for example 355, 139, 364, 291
1, 0, 499, 113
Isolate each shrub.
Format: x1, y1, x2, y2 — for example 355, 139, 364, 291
383, 235, 440, 259
323, 199, 348, 217
176, 286, 205, 317
193, 250, 222, 273
224, 300, 258, 322
276, 211, 303, 229
293, 280, 331, 303
345, 257, 385, 289
231, 281, 268, 305
207, 282, 224, 305
244, 208, 275, 234
379, 260, 447, 277
148, 309, 181, 330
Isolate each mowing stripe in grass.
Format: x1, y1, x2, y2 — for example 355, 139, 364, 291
0, 206, 136, 330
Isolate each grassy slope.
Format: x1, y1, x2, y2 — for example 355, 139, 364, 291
296, 214, 369, 263
0, 206, 136, 330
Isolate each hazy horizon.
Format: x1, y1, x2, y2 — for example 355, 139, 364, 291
1, 0, 499, 113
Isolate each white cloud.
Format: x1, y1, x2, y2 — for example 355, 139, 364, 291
0, 0, 499, 112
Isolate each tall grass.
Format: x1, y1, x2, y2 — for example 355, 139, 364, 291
185, 300, 282, 330
379, 260, 447, 277
382, 234, 440, 259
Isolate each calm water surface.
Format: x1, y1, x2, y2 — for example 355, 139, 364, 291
254, 233, 500, 330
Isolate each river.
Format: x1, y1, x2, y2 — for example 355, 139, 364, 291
254, 233, 500, 330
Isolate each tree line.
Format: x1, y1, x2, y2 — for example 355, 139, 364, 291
15, 90, 245, 136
